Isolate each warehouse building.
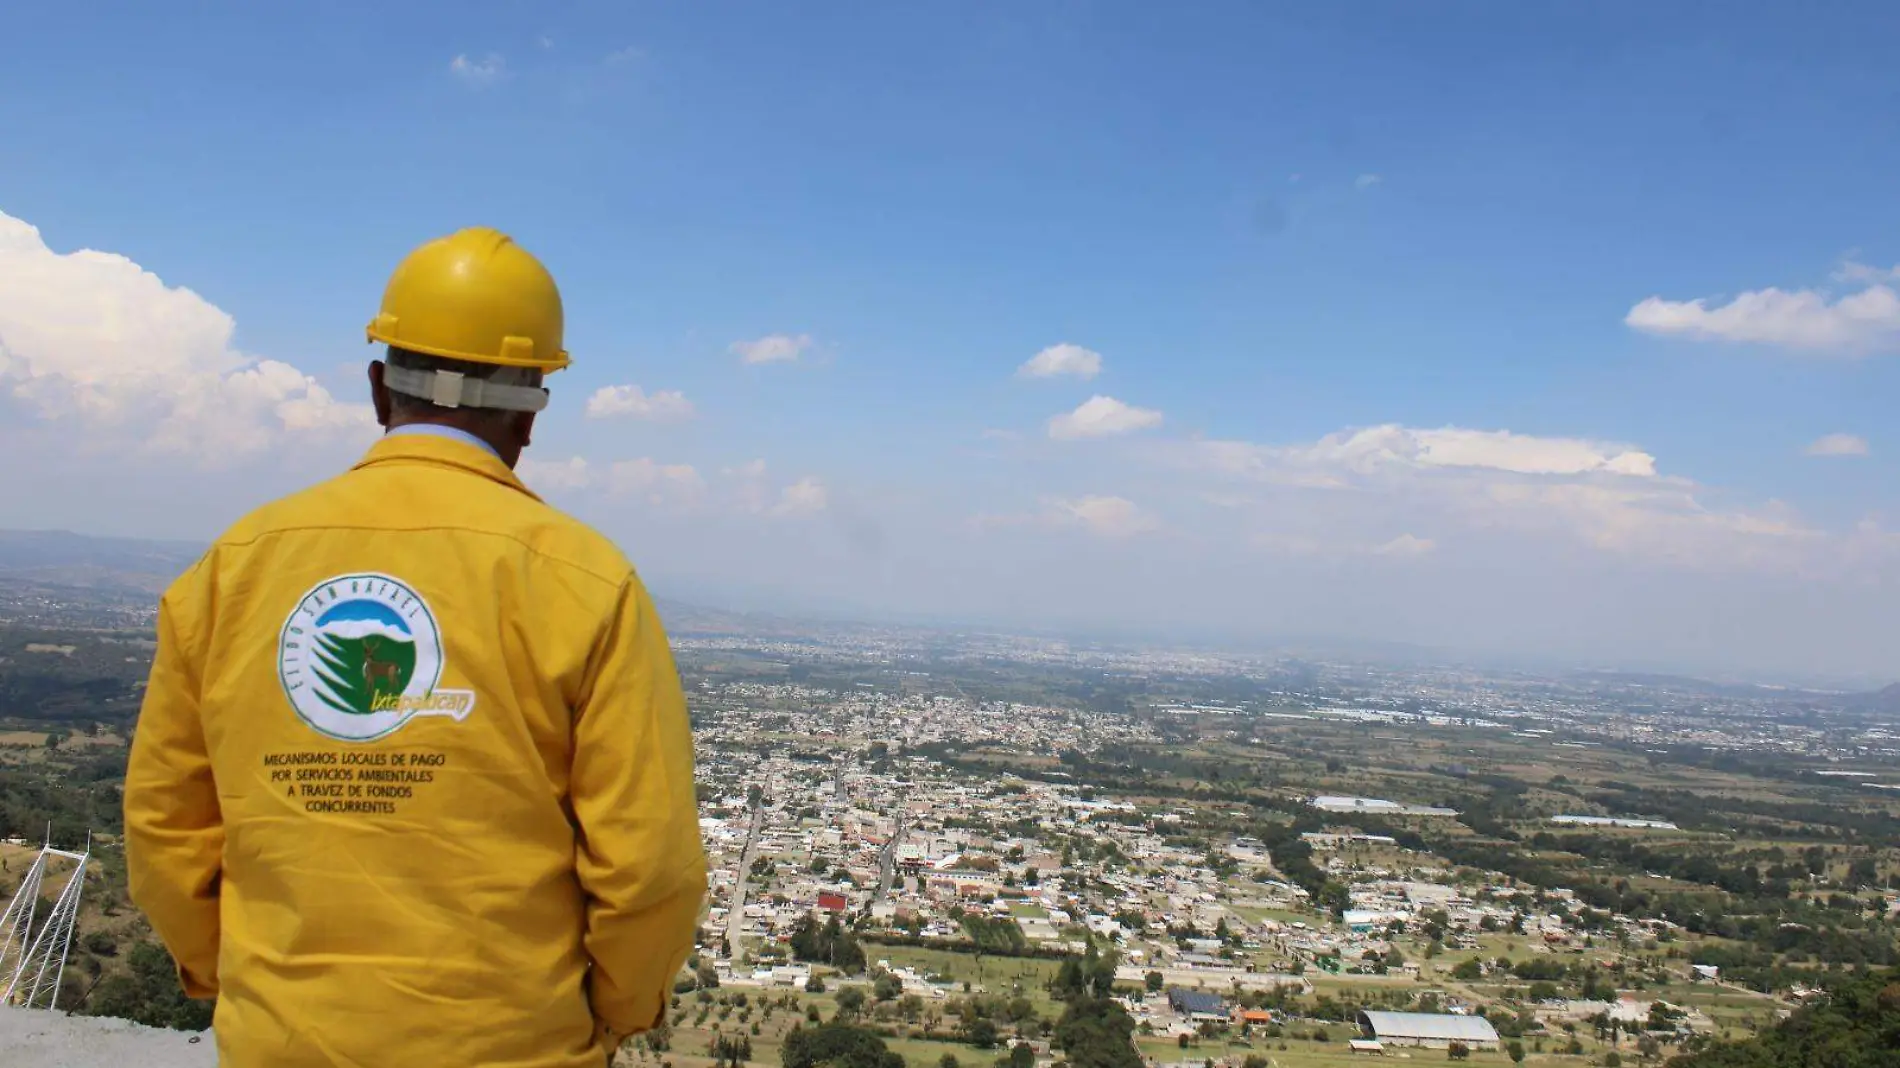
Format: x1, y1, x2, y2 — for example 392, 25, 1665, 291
1357, 1011, 1500, 1051
1166, 988, 1229, 1023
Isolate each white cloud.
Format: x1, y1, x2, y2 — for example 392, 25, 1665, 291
1047, 395, 1164, 440
1626, 283, 1900, 354
449, 53, 505, 85
605, 458, 706, 504
521, 452, 824, 518
537, 35, 555, 50
1194, 424, 1657, 481
1174, 423, 1822, 571
773, 477, 828, 517
1355, 173, 1382, 190
731, 334, 812, 365
604, 46, 643, 66
517, 456, 593, 491
1833, 261, 1900, 284
584, 384, 695, 422
1050, 495, 1158, 538
1805, 432, 1870, 457
973, 495, 1161, 539
1373, 533, 1435, 557
0, 208, 373, 460
1017, 343, 1103, 380
515, 455, 706, 506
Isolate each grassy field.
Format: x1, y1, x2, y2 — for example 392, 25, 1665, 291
870, 944, 1065, 992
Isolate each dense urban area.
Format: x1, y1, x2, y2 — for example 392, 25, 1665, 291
0, 536, 1896, 1067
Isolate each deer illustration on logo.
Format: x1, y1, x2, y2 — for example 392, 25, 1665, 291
361, 635, 403, 691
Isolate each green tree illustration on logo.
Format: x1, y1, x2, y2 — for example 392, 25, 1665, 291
311, 630, 417, 715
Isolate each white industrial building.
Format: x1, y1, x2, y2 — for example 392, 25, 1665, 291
1358, 1011, 1501, 1051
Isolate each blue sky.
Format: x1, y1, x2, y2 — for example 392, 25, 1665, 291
3, 3, 1899, 682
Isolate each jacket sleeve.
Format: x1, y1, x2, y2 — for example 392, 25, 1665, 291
123, 584, 224, 999
571, 575, 707, 1037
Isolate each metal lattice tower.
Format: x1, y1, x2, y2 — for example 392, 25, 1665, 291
0, 833, 90, 1010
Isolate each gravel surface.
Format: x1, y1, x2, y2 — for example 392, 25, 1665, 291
0, 1007, 215, 1067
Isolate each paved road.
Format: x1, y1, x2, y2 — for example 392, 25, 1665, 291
873, 813, 907, 904
724, 799, 764, 958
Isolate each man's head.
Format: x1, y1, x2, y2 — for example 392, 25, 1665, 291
369, 347, 544, 468
363, 227, 570, 469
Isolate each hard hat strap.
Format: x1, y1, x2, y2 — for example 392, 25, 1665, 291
383, 364, 549, 413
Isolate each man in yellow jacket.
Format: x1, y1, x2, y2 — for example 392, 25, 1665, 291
123, 228, 708, 1067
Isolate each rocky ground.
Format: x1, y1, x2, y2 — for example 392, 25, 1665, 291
0, 1007, 214, 1067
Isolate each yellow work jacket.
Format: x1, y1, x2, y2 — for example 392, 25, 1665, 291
124, 431, 707, 1068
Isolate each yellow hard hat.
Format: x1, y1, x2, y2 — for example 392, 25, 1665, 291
365, 227, 570, 372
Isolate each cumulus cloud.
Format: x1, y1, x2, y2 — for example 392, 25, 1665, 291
1193, 424, 1657, 482
584, 384, 695, 422
0, 209, 373, 460
773, 477, 828, 517
516, 456, 593, 491
523, 452, 825, 517
1355, 173, 1382, 190
605, 458, 706, 504
731, 333, 812, 365
1047, 395, 1164, 440
1050, 495, 1158, 538
1833, 261, 1900, 284
1805, 432, 1870, 457
515, 455, 705, 505
1626, 281, 1900, 354
1017, 343, 1103, 380
1373, 533, 1435, 557
974, 495, 1161, 539
1171, 423, 1823, 571
450, 53, 505, 85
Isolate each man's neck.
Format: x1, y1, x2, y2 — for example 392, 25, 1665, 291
385, 422, 508, 464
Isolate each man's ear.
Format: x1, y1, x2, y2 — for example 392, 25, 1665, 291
368, 361, 393, 428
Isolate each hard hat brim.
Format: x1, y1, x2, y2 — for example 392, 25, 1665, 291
366, 326, 571, 372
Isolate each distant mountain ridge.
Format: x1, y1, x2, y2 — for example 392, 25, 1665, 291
1840, 682, 1900, 714
0, 529, 1893, 697
0, 529, 201, 594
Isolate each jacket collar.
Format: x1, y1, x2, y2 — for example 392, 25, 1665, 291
351, 431, 546, 504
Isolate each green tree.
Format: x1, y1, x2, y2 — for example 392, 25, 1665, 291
83, 942, 214, 1031
1665, 967, 1900, 1066
940, 1056, 961, 1068
1055, 997, 1142, 1068
835, 986, 867, 1019
1506, 1039, 1525, 1064
874, 970, 903, 1002
1447, 1041, 1469, 1060
963, 1016, 1001, 1049
781, 1023, 903, 1068
712, 1034, 754, 1068
1145, 970, 1164, 993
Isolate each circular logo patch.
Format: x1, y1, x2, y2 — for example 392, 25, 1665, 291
277, 573, 474, 742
